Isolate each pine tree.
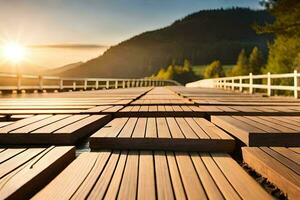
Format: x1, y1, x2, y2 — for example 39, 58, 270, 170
230, 49, 250, 76
204, 60, 225, 78
183, 59, 191, 72
257, 0, 300, 74
249, 47, 264, 74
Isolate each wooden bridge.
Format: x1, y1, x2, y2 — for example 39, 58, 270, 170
0, 77, 299, 199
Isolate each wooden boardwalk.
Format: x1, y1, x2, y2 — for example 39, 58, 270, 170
0, 86, 299, 199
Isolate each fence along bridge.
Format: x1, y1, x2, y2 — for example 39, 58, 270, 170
0, 72, 299, 199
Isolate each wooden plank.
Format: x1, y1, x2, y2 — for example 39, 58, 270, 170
154, 151, 174, 200
175, 152, 207, 199
212, 115, 300, 146
242, 147, 300, 199
271, 147, 300, 165
11, 115, 71, 133
0, 115, 52, 133
200, 153, 241, 200
90, 117, 234, 152
0, 122, 14, 128
166, 152, 186, 200
156, 118, 171, 138
118, 118, 138, 138
0, 148, 26, 163
93, 118, 128, 138
102, 151, 128, 200
145, 118, 157, 138
131, 118, 147, 138
32, 152, 100, 200
137, 151, 155, 200
117, 151, 139, 199
31, 115, 88, 133
261, 147, 300, 174
0, 115, 111, 145
166, 117, 185, 139
190, 152, 224, 199
212, 152, 272, 199
73, 151, 116, 199
0, 146, 75, 200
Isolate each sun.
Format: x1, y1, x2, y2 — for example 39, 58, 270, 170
1, 42, 27, 63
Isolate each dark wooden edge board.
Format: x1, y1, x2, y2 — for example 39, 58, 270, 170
89, 137, 235, 152
207, 111, 300, 116
114, 111, 205, 118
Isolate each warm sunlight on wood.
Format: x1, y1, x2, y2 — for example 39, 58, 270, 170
1, 42, 26, 64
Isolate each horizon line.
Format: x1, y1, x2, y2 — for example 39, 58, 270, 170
28, 44, 109, 49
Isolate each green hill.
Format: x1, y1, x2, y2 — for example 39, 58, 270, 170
60, 8, 273, 78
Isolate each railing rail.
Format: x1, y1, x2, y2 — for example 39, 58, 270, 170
0, 73, 180, 93
186, 70, 300, 99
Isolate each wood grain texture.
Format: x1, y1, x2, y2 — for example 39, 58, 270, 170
34, 151, 272, 199
90, 117, 234, 152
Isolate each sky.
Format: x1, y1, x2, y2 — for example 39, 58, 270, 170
0, 0, 261, 68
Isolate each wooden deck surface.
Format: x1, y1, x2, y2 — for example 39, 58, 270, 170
0, 86, 299, 198
32, 151, 272, 200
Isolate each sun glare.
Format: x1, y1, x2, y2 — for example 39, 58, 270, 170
1, 42, 26, 63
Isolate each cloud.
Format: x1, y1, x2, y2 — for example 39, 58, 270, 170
29, 44, 108, 49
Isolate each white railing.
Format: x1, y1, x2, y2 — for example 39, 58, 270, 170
0, 73, 180, 93
186, 70, 300, 99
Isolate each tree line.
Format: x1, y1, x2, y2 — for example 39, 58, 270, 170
204, 0, 300, 78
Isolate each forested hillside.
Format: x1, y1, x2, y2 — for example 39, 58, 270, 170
60, 8, 273, 78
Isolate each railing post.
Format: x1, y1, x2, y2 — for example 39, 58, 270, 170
39, 75, 43, 91
84, 80, 87, 90
115, 80, 118, 89
267, 72, 272, 96
239, 77, 242, 92
59, 79, 63, 90
231, 78, 235, 91
17, 74, 21, 91
73, 81, 76, 91
95, 81, 99, 89
122, 80, 125, 88
249, 73, 253, 94
294, 70, 298, 99
106, 80, 109, 89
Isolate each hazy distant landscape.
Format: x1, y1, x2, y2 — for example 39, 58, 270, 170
58, 8, 272, 80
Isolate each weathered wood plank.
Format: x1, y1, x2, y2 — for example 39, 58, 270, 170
0, 146, 75, 200
212, 115, 300, 146
242, 147, 300, 199
90, 117, 234, 152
